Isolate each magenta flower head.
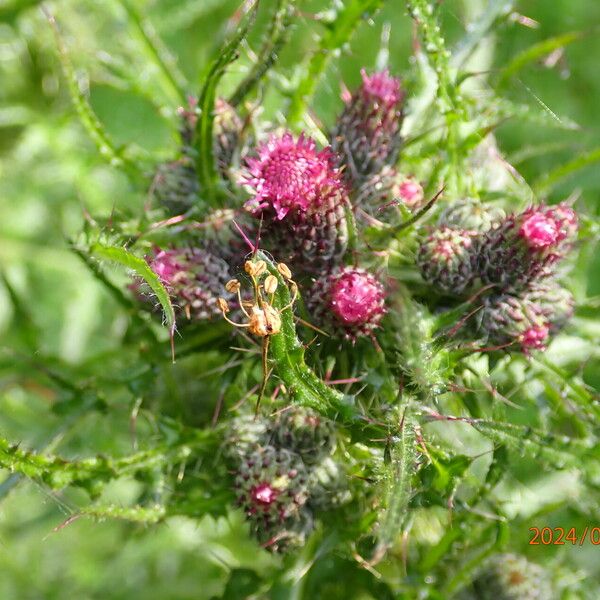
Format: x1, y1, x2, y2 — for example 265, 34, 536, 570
308, 266, 386, 339
359, 69, 403, 107
332, 69, 405, 185
244, 131, 339, 220
243, 131, 350, 273
478, 203, 579, 289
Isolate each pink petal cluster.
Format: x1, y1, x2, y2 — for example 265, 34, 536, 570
519, 213, 558, 249
243, 132, 343, 220
329, 268, 386, 327
359, 69, 404, 107
546, 203, 578, 243
520, 324, 550, 351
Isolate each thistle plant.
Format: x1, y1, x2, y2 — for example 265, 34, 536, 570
2, 1, 600, 598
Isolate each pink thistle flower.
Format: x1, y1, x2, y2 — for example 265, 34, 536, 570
359, 68, 404, 107
308, 267, 386, 339
243, 131, 342, 220
519, 213, 558, 249
520, 324, 550, 351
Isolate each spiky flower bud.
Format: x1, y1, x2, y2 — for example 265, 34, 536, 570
145, 246, 234, 322
273, 408, 335, 464
243, 132, 350, 273
355, 166, 424, 215
478, 292, 550, 352
151, 159, 198, 215
224, 415, 270, 460
417, 227, 478, 295
213, 98, 242, 178
307, 266, 386, 339
478, 203, 578, 288
473, 554, 553, 600
523, 281, 574, 333
234, 445, 310, 550
331, 69, 405, 184
439, 199, 505, 233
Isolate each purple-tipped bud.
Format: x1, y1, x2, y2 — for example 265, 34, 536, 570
307, 267, 386, 339
331, 69, 405, 185
234, 446, 310, 551
478, 204, 579, 288
144, 246, 234, 322
477, 280, 574, 353
243, 132, 350, 273
417, 227, 478, 295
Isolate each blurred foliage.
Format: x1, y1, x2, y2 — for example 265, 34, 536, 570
0, 0, 599, 598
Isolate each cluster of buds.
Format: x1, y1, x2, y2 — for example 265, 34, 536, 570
478, 203, 578, 289
225, 406, 345, 551
416, 226, 478, 295
416, 201, 577, 353
143, 246, 234, 323
242, 131, 350, 274
331, 69, 405, 185
355, 166, 425, 216
307, 266, 386, 340
472, 554, 553, 600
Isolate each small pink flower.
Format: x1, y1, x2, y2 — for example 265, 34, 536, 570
360, 69, 403, 107
520, 324, 550, 351
251, 483, 279, 507
243, 132, 342, 220
329, 268, 386, 327
519, 213, 558, 249
396, 177, 424, 209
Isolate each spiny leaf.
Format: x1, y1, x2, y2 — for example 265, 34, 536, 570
229, 0, 296, 108
89, 243, 176, 354
287, 0, 385, 127
194, 1, 258, 205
